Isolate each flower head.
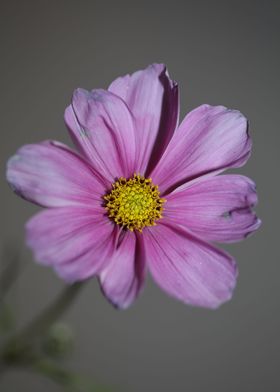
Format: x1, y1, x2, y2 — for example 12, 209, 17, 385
103, 174, 165, 232
6, 64, 261, 309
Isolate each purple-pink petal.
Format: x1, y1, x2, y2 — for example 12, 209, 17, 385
26, 207, 116, 282
6, 140, 106, 208
165, 174, 261, 243
143, 222, 237, 308
109, 63, 179, 175
151, 104, 252, 194
99, 232, 145, 309
65, 88, 137, 183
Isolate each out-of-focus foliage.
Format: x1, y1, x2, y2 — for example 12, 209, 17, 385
0, 246, 115, 392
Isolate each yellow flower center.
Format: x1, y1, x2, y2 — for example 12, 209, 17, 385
103, 174, 166, 232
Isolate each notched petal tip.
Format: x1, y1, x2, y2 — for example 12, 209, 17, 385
6, 147, 32, 200
244, 217, 262, 239
72, 87, 90, 100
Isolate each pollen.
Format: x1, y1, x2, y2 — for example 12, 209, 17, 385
103, 174, 166, 232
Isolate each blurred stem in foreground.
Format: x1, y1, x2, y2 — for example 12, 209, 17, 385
0, 245, 20, 335
1, 282, 84, 364
15, 282, 84, 343
0, 243, 21, 300
33, 358, 112, 392
0, 249, 113, 391
0, 303, 15, 335
0, 282, 113, 391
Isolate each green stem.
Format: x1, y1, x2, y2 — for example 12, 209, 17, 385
16, 282, 84, 342
0, 282, 85, 367
32, 358, 80, 390
0, 247, 20, 299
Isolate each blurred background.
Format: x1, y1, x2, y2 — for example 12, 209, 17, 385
0, 0, 279, 391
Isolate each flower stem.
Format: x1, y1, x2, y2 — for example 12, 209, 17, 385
0, 282, 85, 368
16, 282, 84, 342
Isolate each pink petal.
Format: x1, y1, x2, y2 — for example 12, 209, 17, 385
6, 140, 106, 208
143, 222, 237, 308
165, 175, 261, 243
26, 207, 116, 282
109, 63, 179, 174
151, 105, 251, 194
65, 88, 137, 183
99, 231, 145, 309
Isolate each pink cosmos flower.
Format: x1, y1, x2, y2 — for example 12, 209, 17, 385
6, 64, 261, 309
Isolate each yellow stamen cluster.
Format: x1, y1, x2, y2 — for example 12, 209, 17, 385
103, 174, 166, 232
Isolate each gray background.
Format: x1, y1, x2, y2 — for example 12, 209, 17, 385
0, 0, 279, 391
